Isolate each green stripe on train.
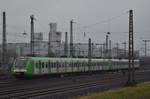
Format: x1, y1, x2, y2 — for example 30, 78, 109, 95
25, 59, 33, 77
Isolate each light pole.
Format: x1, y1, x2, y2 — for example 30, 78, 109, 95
105, 32, 111, 58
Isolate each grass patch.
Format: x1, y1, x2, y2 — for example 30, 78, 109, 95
75, 82, 150, 99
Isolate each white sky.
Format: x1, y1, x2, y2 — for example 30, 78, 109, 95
0, 0, 150, 55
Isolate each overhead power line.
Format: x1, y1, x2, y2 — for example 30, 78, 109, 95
77, 11, 129, 29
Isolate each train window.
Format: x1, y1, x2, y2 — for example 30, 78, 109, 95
54, 62, 57, 68
55, 62, 57, 67
94, 62, 96, 66
80, 62, 82, 67
82, 62, 85, 66
99, 62, 102, 65
64, 62, 66, 67
57, 62, 59, 67
82, 62, 84, 67
92, 62, 94, 66
79, 62, 81, 67
84, 62, 86, 66
53, 62, 55, 68
48, 61, 50, 67
46, 62, 48, 68
82, 62, 84, 66
15, 58, 27, 67
114, 62, 115, 66
62, 62, 63, 67
97, 62, 99, 66
39, 61, 41, 68
61, 62, 63, 67
77, 61, 80, 67
77, 62, 79, 67
42, 62, 44, 68
51, 62, 53, 68
59, 62, 61, 67
74, 62, 76, 67
72, 61, 74, 67
93, 62, 95, 66
91, 62, 94, 66
78, 62, 80, 67
63, 62, 65, 67
54, 62, 56, 68
53, 62, 56, 68
99, 62, 101, 66
81, 62, 83, 67
36, 62, 39, 68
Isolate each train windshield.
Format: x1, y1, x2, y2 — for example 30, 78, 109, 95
15, 58, 27, 67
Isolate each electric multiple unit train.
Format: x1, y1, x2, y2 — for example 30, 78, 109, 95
11, 57, 140, 77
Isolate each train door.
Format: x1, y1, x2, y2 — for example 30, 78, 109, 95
41, 62, 45, 74
48, 61, 51, 73
44, 62, 49, 74
61, 61, 65, 73
39, 61, 42, 74
34, 62, 40, 75
41, 62, 48, 74
58, 61, 63, 73
51, 61, 57, 73
85, 61, 88, 71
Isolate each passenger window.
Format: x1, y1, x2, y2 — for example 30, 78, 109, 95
72, 62, 74, 67
48, 61, 50, 67
56, 62, 58, 67
46, 63, 48, 68
42, 62, 44, 68
39, 61, 41, 68
52, 62, 55, 68
62, 62, 64, 67
36, 62, 39, 68
51, 62, 54, 68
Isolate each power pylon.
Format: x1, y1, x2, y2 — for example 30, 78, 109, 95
127, 10, 136, 86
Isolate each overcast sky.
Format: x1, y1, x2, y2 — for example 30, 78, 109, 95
0, 0, 150, 54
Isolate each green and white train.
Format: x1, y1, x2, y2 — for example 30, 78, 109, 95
11, 57, 140, 77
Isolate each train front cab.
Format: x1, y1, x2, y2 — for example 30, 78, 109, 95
12, 57, 27, 77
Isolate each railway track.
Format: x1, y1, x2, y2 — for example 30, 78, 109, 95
1, 70, 150, 99
0, 68, 149, 99
0, 72, 120, 92
0, 75, 125, 99
0, 73, 121, 95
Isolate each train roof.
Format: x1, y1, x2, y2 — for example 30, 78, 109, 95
17, 57, 139, 62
